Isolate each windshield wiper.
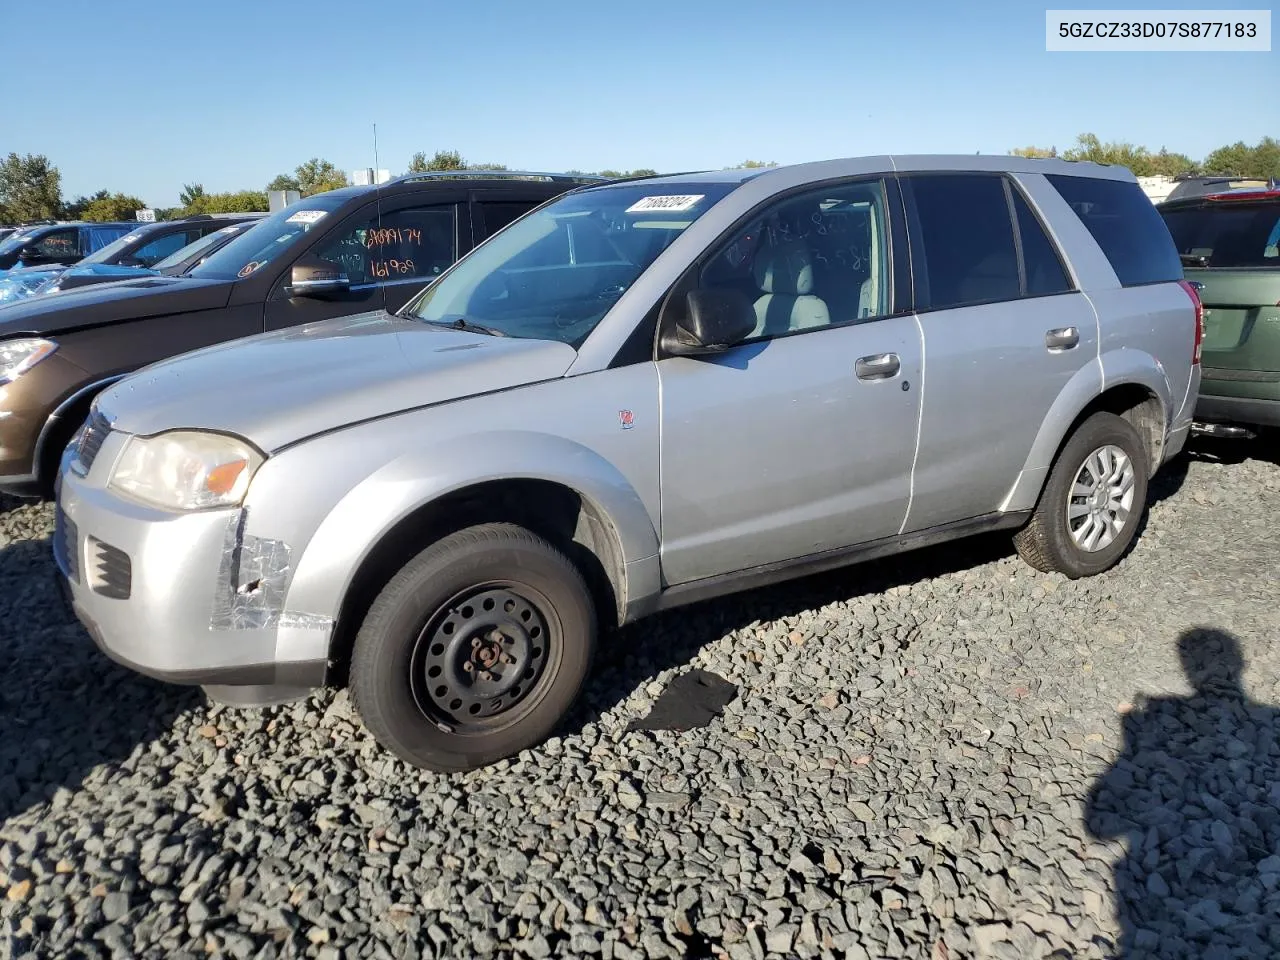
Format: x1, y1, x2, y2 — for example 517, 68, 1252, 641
422, 316, 508, 337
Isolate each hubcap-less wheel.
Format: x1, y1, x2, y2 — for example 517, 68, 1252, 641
410, 585, 553, 733
1066, 444, 1135, 552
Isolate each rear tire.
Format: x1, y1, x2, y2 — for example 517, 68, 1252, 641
349, 522, 596, 772
1013, 411, 1150, 579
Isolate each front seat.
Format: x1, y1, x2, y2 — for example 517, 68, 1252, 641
750, 241, 830, 339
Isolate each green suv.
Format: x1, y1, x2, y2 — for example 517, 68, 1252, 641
1158, 188, 1280, 435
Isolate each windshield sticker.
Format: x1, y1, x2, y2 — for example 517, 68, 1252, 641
625, 195, 705, 214
237, 261, 262, 278
285, 209, 328, 224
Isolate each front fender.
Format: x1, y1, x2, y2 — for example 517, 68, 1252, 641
999, 351, 1172, 512
279, 430, 660, 624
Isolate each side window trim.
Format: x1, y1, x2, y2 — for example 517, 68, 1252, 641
1004, 176, 1078, 297
1002, 177, 1030, 296
653, 174, 906, 359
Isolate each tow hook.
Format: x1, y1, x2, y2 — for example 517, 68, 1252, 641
1191, 422, 1256, 440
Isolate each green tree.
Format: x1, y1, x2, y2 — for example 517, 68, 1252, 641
1146, 147, 1198, 178
1202, 137, 1280, 179
294, 158, 348, 196
82, 193, 148, 222
1010, 146, 1058, 158
266, 173, 301, 193
179, 183, 205, 207
735, 160, 778, 168
408, 149, 465, 173
182, 190, 269, 216
0, 153, 62, 221
61, 189, 110, 220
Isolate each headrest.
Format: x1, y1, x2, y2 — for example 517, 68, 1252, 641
753, 242, 815, 295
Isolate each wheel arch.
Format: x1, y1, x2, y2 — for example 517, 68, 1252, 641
1001, 362, 1169, 513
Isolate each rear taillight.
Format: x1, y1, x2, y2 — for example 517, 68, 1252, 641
1178, 279, 1203, 364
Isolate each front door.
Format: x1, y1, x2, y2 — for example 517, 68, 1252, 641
263, 199, 463, 330
657, 177, 922, 585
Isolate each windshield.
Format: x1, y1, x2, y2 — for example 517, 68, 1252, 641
1160, 200, 1280, 267
80, 228, 148, 265
0, 228, 40, 256
152, 225, 240, 272
187, 197, 348, 281
403, 182, 735, 346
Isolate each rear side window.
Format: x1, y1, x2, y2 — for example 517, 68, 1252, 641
1158, 201, 1280, 267
1046, 174, 1183, 286
1010, 188, 1072, 296
902, 173, 1020, 310
480, 201, 534, 236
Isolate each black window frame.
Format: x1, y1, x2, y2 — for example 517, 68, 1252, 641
644, 174, 912, 363
898, 171, 1078, 315
1005, 178, 1076, 298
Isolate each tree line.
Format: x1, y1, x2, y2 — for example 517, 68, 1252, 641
1010, 133, 1279, 180
9, 134, 1268, 226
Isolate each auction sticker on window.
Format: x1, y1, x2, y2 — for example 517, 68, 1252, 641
286, 210, 328, 224
626, 195, 705, 213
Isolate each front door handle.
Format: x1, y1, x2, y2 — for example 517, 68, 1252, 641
1045, 327, 1079, 351
855, 353, 900, 380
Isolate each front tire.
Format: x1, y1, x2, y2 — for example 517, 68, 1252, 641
1013, 411, 1150, 578
349, 523, 596, 772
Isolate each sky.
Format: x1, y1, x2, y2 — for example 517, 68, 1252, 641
4, 0, 1275, 208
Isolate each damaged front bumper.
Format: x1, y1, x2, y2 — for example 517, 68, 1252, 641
52, 440, 331, 693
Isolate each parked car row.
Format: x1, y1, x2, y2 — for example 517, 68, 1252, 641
0, 173, 598, 497
26, 156, 1215, 774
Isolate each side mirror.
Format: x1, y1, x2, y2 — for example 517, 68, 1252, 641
18, 246, 49, 265
285, 258, 351, 299
663, 288, 756, 355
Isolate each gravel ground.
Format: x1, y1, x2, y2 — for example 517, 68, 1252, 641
1, 438, 1278, 960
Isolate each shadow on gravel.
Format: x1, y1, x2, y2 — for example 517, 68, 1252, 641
576, 529, 1018, 728
1086, 628, 1280, 959
1184, 432, 1280, 467
0, 537, 198, 824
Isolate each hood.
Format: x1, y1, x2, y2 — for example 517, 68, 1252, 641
0, 266, 64, 304
0, 275, 231, 335
96, 311, 580, 451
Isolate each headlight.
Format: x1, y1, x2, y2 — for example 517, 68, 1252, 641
108, 431, 264, 510
0, 338, 57, 383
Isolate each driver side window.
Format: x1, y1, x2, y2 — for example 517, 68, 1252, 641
311, 205, 458, 286
692, 179, 891, 341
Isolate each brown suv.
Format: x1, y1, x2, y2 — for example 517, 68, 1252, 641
0, 171, 601, 497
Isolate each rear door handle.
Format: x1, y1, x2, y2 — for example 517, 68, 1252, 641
855, 353, 900, 380
1045, 326, 1079, 351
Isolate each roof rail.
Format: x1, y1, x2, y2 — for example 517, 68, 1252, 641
385, 169, 610, 187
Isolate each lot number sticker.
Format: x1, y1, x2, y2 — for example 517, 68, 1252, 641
286, 210, 328, 224
626, 195, 704, 213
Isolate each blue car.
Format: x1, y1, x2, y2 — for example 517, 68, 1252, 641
0, 213, 264, 303
0, 221, 137, 276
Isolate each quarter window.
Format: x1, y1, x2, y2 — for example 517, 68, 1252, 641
903, 174, 1020, 311
691, 179, 892, 340
312, 206, 457, 285
1046, 174, 1183, 286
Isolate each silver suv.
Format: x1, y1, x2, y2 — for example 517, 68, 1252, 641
53, 156, 1203, 771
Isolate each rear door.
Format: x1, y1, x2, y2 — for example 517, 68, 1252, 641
1159, 197, 1280, 377
897, 170, 1096, 533
470, 192, 545, 244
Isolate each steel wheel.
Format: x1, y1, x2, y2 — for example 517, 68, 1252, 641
409, 583, 556, 734
1065, 443, 1136, 553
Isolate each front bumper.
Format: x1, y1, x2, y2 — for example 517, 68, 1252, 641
53, 438, 330, 690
